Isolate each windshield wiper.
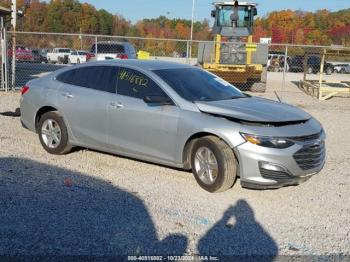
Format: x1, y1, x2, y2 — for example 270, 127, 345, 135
225, 96, 248, 100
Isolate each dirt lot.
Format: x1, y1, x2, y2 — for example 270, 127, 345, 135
0, 79, 349, 259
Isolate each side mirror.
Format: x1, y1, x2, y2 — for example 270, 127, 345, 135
211, 10, 216, 18
143, 95, 174, 106
253, 8, 257, 16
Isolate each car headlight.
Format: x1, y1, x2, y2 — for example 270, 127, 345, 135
241, 133, 294, 149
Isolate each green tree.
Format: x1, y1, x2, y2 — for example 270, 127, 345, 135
98, 9, 113, 35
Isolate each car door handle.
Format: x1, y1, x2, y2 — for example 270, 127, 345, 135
62, 92, 73, 99
110, 102, 124, 109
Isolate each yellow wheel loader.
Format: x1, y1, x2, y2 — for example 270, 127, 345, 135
198, 1, 268, 92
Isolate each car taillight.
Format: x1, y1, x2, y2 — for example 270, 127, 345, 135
86, 53, 95, 61
116, 53, 128, 59
21, 85, 29, 95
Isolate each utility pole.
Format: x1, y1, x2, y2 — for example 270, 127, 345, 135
189, 0, 195, 63
11, 0, 16, 90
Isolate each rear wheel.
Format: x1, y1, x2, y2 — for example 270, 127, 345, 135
191, 136, 237, 193
325, 67, 333, 75
38, 111, 72, 155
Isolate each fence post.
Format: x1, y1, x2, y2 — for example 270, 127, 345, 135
282, 45, 288, 95
318, 48, 326, 100
11, 31, 16, 90
186, 41, 190, 64
0, 17, 8, 92
95, 35, 98, 56
189, 41, 192, 65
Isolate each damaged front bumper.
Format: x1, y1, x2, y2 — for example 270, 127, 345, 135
234, 134, 326, 190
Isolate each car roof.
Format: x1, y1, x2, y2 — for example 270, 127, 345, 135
95, 41, 130, 45
74, 60, 194, 71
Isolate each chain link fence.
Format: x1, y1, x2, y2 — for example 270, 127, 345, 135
269, 44, 350, 100
1, 31, 350, 99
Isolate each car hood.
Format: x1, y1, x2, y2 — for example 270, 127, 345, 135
195, 97, 311, 123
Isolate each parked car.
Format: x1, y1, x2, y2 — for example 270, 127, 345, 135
20, 60, 326, 192
289, 55, 334, 75
334, 64, 350, 73
267, 54, 290, 72
8, 45, 34, 62
90, 41, 137, 61
32, 49, 48, 64
68, 51, 95, 64
47, 48, 71, 64
344, 64, 350, 74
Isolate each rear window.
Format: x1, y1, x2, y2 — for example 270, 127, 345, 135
56, 66, 118, 93
91, 44, 125, 54
59, 49, 70, 53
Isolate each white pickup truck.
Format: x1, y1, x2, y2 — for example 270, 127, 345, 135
47, 48, 71, 64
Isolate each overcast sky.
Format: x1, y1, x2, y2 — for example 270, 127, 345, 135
80, 0, 350, 22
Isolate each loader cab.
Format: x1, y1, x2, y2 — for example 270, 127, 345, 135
212, 1, 257, 37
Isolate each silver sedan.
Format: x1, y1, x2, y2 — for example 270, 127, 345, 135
20, 60, 325, 192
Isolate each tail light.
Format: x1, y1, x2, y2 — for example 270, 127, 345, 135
86, 53, 95, 61
116, 53, 128, 59
21, 85, 29, 95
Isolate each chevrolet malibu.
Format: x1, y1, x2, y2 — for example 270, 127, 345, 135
20, 60, 326, 192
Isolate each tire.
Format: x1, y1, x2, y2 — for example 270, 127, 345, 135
325, 67, 333, 75
272, 67, 279, 72
191, 136, 237, 193
38, 111, 72, 155
250, 82, 266, 93
340, 68, 346, 74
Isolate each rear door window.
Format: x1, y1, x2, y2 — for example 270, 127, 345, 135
57, 66, 118, 93
117, 67, 168, 99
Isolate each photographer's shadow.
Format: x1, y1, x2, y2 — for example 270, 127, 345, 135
198, 200, 278, 260
0, 157, 187, 257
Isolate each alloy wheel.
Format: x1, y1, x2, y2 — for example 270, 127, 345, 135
194, 147, 219, 185
41, 119, 61, 149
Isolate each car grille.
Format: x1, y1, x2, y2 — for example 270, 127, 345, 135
259, 168, 293, 180
293, 141, 325, 170
288, 131, 322, 142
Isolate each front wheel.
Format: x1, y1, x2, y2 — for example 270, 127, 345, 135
38, 111, 72, 155
191, 136, 237, 193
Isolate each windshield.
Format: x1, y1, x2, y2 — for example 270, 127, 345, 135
153, 68, 246, 102
217, 6, 252, 27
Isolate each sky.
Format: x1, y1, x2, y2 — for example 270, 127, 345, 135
81, 0, 350, 23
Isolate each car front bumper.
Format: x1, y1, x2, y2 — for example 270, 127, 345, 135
235, 135, 326, 189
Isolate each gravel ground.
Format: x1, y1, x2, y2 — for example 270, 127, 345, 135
0, 77, 350, 259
